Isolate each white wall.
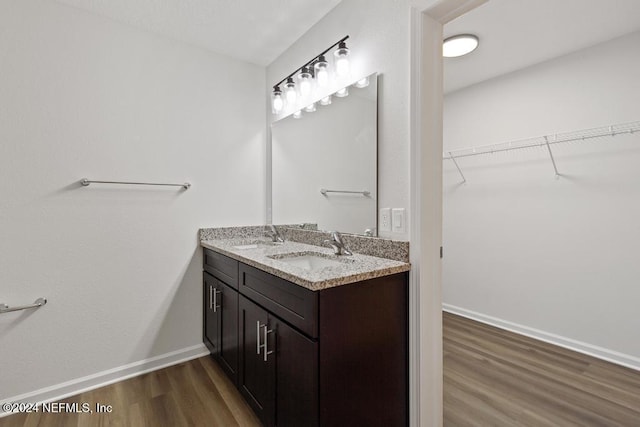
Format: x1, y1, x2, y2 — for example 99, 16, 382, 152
266, 0, 412, 240
0, 0, 265, 402
443, 31, 640, 367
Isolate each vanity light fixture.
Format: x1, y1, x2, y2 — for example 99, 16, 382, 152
354, 76, 369, 88
334, 40, 350, 77
304, 102, 316, 113
443, 34, 479, 58
272, 86, 284, 113
284, 77, 297, 104
335, 87, 349, 98
271, 35, 350, 114
293, 110, 302, 119
299, 66, 313, 97
320, 95, 332, 106
314, 55, 329, 88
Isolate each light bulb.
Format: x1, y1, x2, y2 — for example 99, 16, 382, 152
334, 41, 350, 77
354, 76, 369, 88
314, 55, 329, 88
304, 102, 316, 113
284, 77, 297, 104
293, 110, 302, 119
320, 95, 332, 106
272, 87, 284, 113
298, 67, 312, 97
336, 87, 349, 98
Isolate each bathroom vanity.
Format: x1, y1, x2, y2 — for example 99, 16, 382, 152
200, 227, 410, 427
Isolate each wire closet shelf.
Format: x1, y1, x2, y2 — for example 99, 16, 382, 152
443, 120, 640, 182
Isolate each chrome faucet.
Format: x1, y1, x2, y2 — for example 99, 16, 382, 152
265, 224, 285, 243
324, 231, 353, 256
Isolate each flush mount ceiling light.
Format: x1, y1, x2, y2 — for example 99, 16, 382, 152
443, 34, 479, 58
271, 35, 350, 114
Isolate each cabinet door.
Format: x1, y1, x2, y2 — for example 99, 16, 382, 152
239, 296, 275, 427
203, 272, 220, 356
218, 280, 239, 384
273, 317, 318, 427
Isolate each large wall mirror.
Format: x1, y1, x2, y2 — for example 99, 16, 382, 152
271, 72, 378, 236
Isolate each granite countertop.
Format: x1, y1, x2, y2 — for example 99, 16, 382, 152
200, 238, 411, 291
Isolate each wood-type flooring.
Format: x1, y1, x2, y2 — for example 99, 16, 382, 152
444, 311, 640, 426
0, 356, 260, 427
4, 313, 640, 426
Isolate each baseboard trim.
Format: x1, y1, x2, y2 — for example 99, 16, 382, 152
443, 304, 640, 372
1, 344, 209, 418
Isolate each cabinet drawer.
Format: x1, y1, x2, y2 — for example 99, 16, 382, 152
204, 249, 238, 288
239, 263, 318, 338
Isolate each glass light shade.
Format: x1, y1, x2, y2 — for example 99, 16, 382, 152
284, 78, 297, 104
272, 92, 284, 113
314, 56, 329, 88
354, 76, 369, 88
335, 87, 349, 98
304, 102, 316, 113
443, 34, 479, 58
293, 110, 302, 119
299, 70, 312, 97
320, 95, 332, 106
334, 45, 350, 77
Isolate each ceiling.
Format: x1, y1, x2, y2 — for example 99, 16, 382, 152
54, 0, 342, 66
444, 0, 640, 94
52, 1, 640, 91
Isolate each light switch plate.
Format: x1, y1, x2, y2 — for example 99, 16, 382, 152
380, 208, 391, 232
392, 208, 406, 233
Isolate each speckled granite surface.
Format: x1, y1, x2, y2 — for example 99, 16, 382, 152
280, 227, 409, 263
199, 226, 410, 291
199, 224, 318, 241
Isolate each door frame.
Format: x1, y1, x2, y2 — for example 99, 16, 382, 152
408, 1, 487, 425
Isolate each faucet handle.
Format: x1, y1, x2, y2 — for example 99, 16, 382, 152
326, 232, 352, 256
265, 224, 285, 243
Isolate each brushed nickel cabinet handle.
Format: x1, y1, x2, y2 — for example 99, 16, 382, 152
212, 289, 221, 313
256, 321, 262, 355
262, 324, 274, 362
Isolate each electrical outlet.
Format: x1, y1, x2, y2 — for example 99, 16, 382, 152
380, 208, 391, 232
392, 208, 406, 233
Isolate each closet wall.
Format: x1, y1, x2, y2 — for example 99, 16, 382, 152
443, 31, 640, 368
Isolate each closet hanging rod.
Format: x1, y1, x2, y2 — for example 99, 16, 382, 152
443, 120, 640, 160
320, 188, 371, 197
0, 298, 47, 314
81, 179, 191, 190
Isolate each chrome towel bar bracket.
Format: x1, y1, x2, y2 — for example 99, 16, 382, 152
0, 298, 47, 314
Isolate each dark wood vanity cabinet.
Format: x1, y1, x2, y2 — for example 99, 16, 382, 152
203, 251, 240, 385
203, 248, 408, 427
239, 294, 319, 427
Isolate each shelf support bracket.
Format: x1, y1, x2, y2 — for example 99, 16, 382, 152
543, 136, 560, 178
449, 152, 466, 183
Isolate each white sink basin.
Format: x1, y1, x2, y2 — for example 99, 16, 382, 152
269, 252, 348, 271
232, 240, 280, 250
233, 243, 262, 250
